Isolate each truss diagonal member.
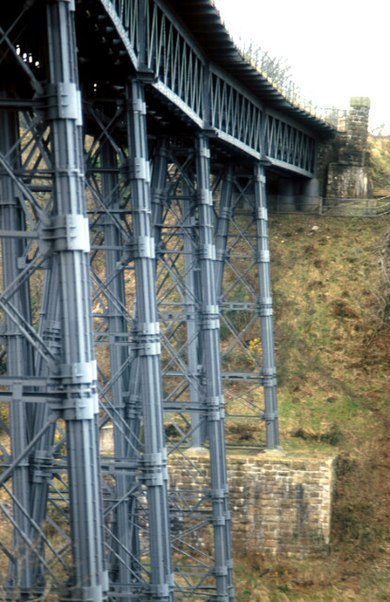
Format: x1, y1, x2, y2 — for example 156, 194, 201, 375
0, 273, 58, 371
0, 417, 55, 489
87, 103, 125, 163
2, 477, 69, 572
0, 501, 62, 588
91, 269, 132, 322
86, 178, 130, 241
18, 112, 52, 178
0, 3, 29, 46
0, 25, 43, 95
0, 152, 48, 227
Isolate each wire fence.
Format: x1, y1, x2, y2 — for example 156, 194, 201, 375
269, 196, 390, 217
321, 196, 390, 217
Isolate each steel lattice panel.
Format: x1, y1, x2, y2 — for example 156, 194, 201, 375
0, 0, 326, 599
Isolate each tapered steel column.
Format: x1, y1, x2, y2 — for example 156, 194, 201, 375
46, 1, 106, 599
0, 100, 34, 598
253, 163, 280, 449
29, 264, 60, 591
183, 185, 204, 447
126, 79, 173, 602
100, 141, 139, 597
195, 135, 235, 601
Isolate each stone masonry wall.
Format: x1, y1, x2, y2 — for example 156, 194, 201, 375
325, 97, 371, 199
169, 450, 335, 560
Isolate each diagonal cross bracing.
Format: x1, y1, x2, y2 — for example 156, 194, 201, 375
100, 0, 330, 175
0, 0, 329, 599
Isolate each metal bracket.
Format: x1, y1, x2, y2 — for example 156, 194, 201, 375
132, 98, 147, 115
198, 189, 212, 205
261, 367, 278, 388
58, 360, 97, 384
219, 206, 233, 220
47, 82, 82, 125
198, 243, 216, 260
39, 215, 90, 255
129, 235, 155, 259
31, 451, 53, 484
141, 451, 168, 486
262, 411, 278, 421
136, 321, 161, 356
257, 249, 270, 263
127, 157, 151, 182
201, 305, 220, 330
207, 395, 225, 420
256, 206, 268, 221
255, 173, 266, 184
257, 298, 273, 317
210, 487, 228, 501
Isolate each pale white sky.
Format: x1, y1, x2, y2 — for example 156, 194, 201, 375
214, 0, 390, 132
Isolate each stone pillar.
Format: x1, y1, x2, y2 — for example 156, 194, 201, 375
277, 178, 296, 211
341, 97, 370, 164
325, 97, 371, 199
301, 178, 321, 212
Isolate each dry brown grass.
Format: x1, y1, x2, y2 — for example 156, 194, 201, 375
234, 214, 390, 601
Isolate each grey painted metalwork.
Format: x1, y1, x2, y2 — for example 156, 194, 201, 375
182, 181, 204, 447
85, 97, 147, 599
45, 2, 107, 599
254, 164, 280, 448
126, 78, 174, 601
101, 0, 328, 175
0, 0, 333, 599
215, 167, 234, 302
99, 139, 136, 597
0, 95, 35, 598
195, 135, 234, 600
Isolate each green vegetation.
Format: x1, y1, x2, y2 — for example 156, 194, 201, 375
235, 214, 390, 601
369, 135, 390, 196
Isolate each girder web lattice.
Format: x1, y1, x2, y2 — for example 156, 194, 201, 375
0, 1, 280, 601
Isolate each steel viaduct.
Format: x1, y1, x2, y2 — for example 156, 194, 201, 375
0, 1, 334, 600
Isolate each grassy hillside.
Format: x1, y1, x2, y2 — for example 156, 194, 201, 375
369, 135, 390, 196
235, 214, 390, 601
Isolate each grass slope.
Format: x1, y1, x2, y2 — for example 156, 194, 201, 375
369, 135, 390, 195
235, 214, 390, 601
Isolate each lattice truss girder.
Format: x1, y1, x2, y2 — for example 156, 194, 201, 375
99, 0, 318, 173
0, 1, 280, 601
